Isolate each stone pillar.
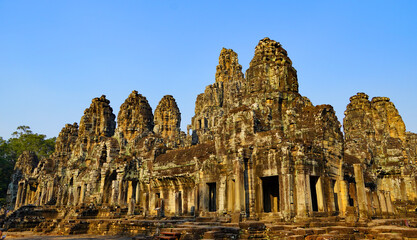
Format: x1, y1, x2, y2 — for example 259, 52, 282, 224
15, 182, 23, 209
80, 184, 86, 204
218, 176, 226, 213
111, 180, 118, 205
372, 191, 382, 216
127, 181, 133, 204
378, 190, 388, 215
295, 168, 308, 218
99, 169, 106, 204
227, 178, 234, 212
366, 189, 373, 216
194, 185, 199, 215
247, 159, 256, 218
118, 180, 123, 206
338, 179, 349, 216
67, 186, 73, 206
233, 159, 244, 213
316, 177, 325, 212
353, 164, 368, 220
135, 182, 140, 204
56, 187, 61, 206
128, 198, 135, 215
74, 186, 80, 206
385, 191, 395, 214
22, 182, 29, 206
281, 173, 293, 220
47, 181, 54, 203
37, 187, 44, 206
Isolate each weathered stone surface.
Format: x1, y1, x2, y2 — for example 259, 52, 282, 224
79, 95, 116, 138
54, 123, 79, 159
14, 151, 39, 176
154, 95, 181, 139
343, 92, 417, 204
192, 48, 245, 144
6, 151, 40, 209
71, 95, 116, 161
5, 38, 417, 238
115, 90, 154, 142
406, 132, 417, 164
245, 37, 298, 93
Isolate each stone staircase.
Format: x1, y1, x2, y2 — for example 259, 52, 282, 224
4, 206, 417, 239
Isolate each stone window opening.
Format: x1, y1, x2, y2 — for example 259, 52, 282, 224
261, 176, 279, 213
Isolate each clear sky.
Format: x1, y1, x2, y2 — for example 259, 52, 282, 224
1, 1, 416, 139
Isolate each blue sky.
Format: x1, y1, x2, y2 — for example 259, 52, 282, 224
0, 1, 416, 139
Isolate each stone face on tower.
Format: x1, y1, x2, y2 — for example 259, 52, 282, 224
71, 95, 116, 161
154, 95, 181, 139
215, 48, 244, 84
246, 37, 298, 93
116, 90, 154, 141
343, 92, 416, 202
78, 95, 116, 138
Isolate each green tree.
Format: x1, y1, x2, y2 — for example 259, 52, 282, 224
0, 136, 14, 205
0, 126, 56, 204
7, 125, 56, 160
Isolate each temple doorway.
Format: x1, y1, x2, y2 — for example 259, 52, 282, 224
207, 182, 216, 212
310, 176, 319, 212
102, 171, 117, 204
261, 176, 279, 212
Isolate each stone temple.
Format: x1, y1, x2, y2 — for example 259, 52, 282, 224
4, 38, 417, 239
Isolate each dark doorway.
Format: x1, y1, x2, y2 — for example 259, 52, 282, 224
261, 176, 279, 212
207, 183, 216, 212
310, 176, 319, 212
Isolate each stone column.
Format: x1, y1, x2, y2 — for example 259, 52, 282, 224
15, 182, 23, 209
111, 180, 118, 205
233, 159, 244, 213
247, 159, 256, 218
385, 191, 395, 214
372, 191, 382, 216
218, 176, 226, 213
74, 186, 80, 206
37, 187, 44, 206
316, 177, 325, 212
47, 181, 54, 203
118, 180, 123, 206
353, 164, 368, 220
80, 184, 86, 204
128, 198, 135, 215
22, 182, 29, 206
127, 181, 133, 204
135, 182, 140, 204
295, 167, 308, 218
281, 173, 293, 220
99, 169, 107, 204
227, 178, 235, 212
